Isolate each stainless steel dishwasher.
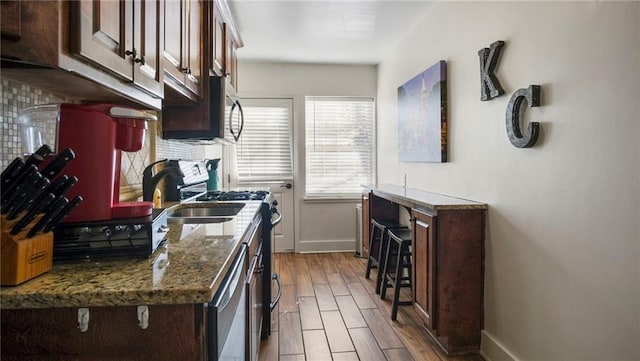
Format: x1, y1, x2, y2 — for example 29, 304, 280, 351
208, 244, 248, 361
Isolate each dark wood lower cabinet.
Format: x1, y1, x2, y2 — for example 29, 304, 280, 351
413, 209, 436, 329
412, 208, 485, 355
367, 186, 486, 355
1, 304, 206, 361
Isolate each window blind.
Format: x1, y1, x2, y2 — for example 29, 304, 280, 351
234, 99, 293, 183
305, 97, 374, 197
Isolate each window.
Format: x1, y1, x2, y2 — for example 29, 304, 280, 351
305, 96, 374, 197
234, 98, 293, 183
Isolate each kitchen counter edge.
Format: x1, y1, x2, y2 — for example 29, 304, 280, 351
0, 201, 263, 309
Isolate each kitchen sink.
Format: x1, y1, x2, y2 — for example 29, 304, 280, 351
166, 203, 245, 224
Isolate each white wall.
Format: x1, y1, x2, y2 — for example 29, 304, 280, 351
237, 62, 377, 252
377, 1, 639, 360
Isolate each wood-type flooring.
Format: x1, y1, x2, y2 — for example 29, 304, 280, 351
258, 252, 484, 361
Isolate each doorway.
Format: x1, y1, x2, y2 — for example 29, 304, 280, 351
224, 98, 295, 252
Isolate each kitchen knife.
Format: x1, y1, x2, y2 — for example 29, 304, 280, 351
26, 175, 74, 217
1, 163, 38, 201
10, 193, 56, 235
26, 196, 69, 238
23, 144, 52, 168
1, 157, 25, 188
51, 175, 78, 198
40, 148, 75, 180
41, 174, 69, 198
6, 176, 50, 220
1, 168, 41, 214
42, 195, 83, 233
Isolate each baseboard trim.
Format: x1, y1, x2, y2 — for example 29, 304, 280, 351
296, 239, 355, 253
481, 330, 519, 361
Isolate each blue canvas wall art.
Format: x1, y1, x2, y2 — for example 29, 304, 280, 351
397, 60, 447, 162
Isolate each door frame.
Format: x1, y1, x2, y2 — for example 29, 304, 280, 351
222, 95, 298, 252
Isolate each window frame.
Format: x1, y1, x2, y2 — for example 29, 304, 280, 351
303, 96, 376, 200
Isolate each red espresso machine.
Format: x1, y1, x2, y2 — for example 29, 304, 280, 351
52, 104, 159, 260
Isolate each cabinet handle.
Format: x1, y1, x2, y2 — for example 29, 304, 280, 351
181, 67, 191, 74
77, 308, 90, 332
134, 56, 145, 65
125, 49, 136, 57
137, 305, 149, 330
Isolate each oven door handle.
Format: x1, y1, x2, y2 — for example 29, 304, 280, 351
271, 208, 282, 227
270, 273, 282, 312
215, 246, 247, 310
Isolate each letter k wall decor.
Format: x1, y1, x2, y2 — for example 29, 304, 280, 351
478, 40, 505, 101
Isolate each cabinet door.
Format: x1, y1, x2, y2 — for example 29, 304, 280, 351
185, 0, 201, 95
1, 304, 205, 360
0, 1, 21, 40
163, 0, 186, 87
225, 30, 238, 89
413, 209, 436, 329
163, 0, 201, 100
211, 3, 225, 76
133, 0, 163, 97
72, 0, 133, 82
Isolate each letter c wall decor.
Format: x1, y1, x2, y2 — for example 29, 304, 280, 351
505, 85, 541, 148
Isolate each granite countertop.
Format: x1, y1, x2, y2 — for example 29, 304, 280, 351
371, 184, 488, 211
0, 201, 263, 309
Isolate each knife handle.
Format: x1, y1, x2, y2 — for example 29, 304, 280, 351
1, 157, 25, 186
2, 170, 42, 215
10, 193, 55, 235
6, 176, 50, 220
23, 144, 52, 167
53, 175, 78, 198
40, 148, 75, 180
1, 164, 38, 202
42, 195, 83, 233
27, 196, 69, 238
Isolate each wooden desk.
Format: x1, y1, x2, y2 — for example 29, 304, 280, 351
362, 184, 487, 355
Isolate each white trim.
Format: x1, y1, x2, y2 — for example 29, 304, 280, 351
296, 239, 356, 253
481, 330, 520, 361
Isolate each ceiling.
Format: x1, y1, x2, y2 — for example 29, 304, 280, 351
228, 0, 434, 65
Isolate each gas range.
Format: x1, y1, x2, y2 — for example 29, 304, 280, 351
195, 190, 269, 202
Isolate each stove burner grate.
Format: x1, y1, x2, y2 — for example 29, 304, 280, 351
195, 190, 268, 202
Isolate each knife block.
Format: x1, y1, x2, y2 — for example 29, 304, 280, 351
1, 215, 53, 286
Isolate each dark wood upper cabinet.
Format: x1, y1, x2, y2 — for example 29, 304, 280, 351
162, 0, 243, 139
134, 0, 164, 96
211, 4, 225, 77
71, 0, 164, 97
163, 0, 202, 104
0, 1, 22, 40
227, 29, 238, 90
72, 1, 134, 82
1, 1, 162, 110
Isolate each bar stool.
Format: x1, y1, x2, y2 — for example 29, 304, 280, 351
380, 228, 412, 321
365, 219, 406, 294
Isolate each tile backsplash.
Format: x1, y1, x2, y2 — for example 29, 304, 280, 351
0, 78, 153, 193
1, 77, 205, 198
1, 78, 70, 169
